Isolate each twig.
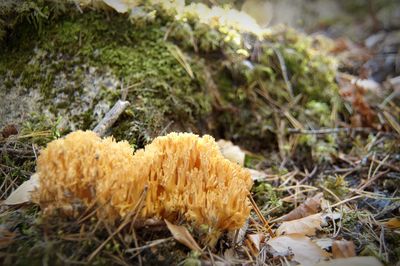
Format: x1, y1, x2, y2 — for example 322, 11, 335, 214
288, 127, 397, 136
0, 147, 35, 156
371, 158, 400, 173
299, 166, 318, 184
208, 247, 216, 266
273, 48, 294, 98
330, 195, 363, 208
125, 237, 173, 253
357, 170, 390, 191
93, 100, 130, 137
32, 143, 38, 160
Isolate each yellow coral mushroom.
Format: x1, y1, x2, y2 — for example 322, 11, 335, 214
33, 131, 252, 235
33, 131, 146, 221
134, 133, 253, 230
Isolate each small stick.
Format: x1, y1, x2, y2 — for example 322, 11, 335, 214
125, 237, 174, 253
273, 48, 294, 98
288, 127, 397, 137
370, 158, 400, 172
330, 195, 364, 208
93, 100, 130, 137
357, 170, 390, 191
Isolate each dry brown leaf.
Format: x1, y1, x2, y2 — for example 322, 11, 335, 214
314, 238, 334, 250
282, 193, 323, 221
384, 218, 400, 229
277, 213, 322, 236
164, 219, 202, 252
217, 139, 245, 166
267, 234, 329, 265
245, 233, 265, 256
314, 256, 383, 266
332, 240, 356, 258
2, 174, 39, 205
337, 73, 377, 128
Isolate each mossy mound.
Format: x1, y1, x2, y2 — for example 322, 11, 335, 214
0, 0, 339, 154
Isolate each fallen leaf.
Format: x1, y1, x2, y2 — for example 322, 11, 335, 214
353, 79, 381, 93
314, 238, 334, 250
2, 174, 39, 205
247, 168, 268, 181
384, 218, 400, 229
267, 234, 329, 266
282, 193, 323, 221
321, 212, 342, 226
337, 73, 377, 128
277, 213, 322, 236
332, 240, 356, 258
314, 256, 383, 266
164, 219, 202, 252
102, 0, 134, 13
217, 139, 245, 166
245, 233, 265, 256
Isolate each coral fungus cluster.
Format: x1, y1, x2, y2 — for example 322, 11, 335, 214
33, 131, 252, 233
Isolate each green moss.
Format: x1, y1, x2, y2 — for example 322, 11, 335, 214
253, 182, 283, 210
323, 175, 350, 199
1, 8, 212, 143
1, 1, 340, 152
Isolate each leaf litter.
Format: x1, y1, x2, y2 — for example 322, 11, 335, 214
267, 234, 330, 265
276, 213, 323, 236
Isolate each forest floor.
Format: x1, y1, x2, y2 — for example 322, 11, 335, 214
0, 1, 399, 265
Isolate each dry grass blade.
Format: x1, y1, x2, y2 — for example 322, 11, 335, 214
164, 219, 202, 253
2, 131, 52, 142
273, 48, 294, 98
249, 195, 274, 237
125, 237, 174, 253
357, 170, 389, 191
382, 110, 400, 136
314, 256, 383, 266
166, 43, 194, 79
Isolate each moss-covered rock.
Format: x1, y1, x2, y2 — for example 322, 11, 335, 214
0, 0, 339, 155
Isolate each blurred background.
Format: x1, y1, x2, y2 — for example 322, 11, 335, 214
195, 0, 400, 40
